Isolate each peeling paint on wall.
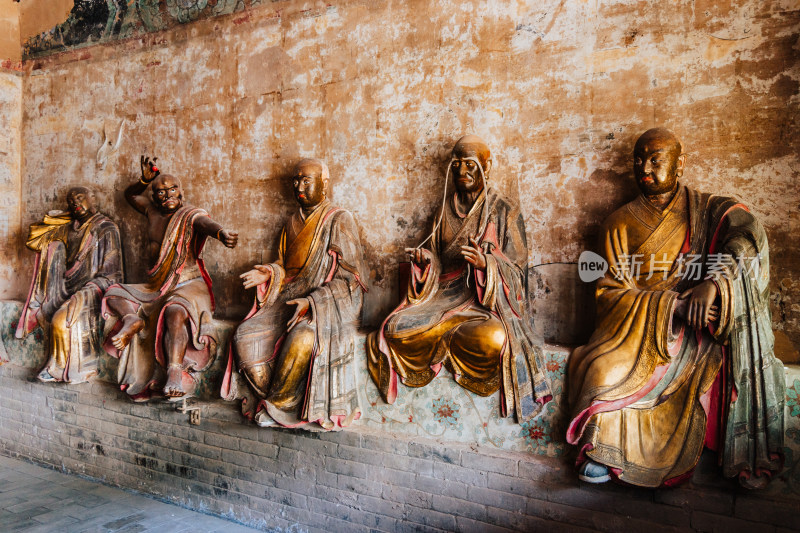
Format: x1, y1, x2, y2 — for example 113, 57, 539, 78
7, 1, 800, 355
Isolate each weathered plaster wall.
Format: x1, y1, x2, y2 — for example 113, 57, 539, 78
18, 0, 74, 47
0, 0, 21, 62
10, 1, 800, 354
0, 68, 22, 300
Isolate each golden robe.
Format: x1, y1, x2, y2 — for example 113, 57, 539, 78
568, 185, 784, 488
222, 200, 367, 429
15, 212, 122, 382
102, 206, 217, 401
367, 189, 551, 422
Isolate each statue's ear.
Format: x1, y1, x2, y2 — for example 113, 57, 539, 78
676, 153, 686, 177
484, 157, 493, 176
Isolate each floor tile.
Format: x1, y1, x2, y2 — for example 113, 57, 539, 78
0, 455, 262, 533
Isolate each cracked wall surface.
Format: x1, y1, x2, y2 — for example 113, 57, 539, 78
6, 0, 800, 356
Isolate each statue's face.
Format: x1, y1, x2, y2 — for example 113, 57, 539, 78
66, 188, 94, 221
152, 176, 183, 214
450, 146, 487, 195
292, 162, 326, 209
633, 136, 681, 196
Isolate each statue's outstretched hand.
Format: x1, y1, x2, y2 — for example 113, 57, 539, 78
286, 298, 312, 329
461, 236, 487, 270
405, 247, 432, 266
219, 229, 238, 248
140, 155, 160, 183
241, 265, 271, 289
678, 280, 719, 329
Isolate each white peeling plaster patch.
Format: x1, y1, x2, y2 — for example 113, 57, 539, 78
688, 155, 799, 229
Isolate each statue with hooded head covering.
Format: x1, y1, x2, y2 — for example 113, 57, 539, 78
366, 135, 551, 424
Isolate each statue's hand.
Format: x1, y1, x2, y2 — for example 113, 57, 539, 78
240, 265, 271, 289
678, 280, 719, 329
140, 155, 160, 183
218, 229, 238, 248
405, 247, 432, 266
286, 298, 312, 329
674, 296, 719, 324
461, 236, 487, 270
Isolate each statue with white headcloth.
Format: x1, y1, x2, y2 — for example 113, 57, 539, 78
366, 135, 552, 423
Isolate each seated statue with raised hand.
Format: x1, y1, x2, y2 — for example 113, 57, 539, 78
103, 156, 238, 401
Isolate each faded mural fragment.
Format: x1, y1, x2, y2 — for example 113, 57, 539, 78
23, 0, 265, 58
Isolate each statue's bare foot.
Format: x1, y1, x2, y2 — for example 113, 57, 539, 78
163, 364, 186, 398
112, 314, 144, 350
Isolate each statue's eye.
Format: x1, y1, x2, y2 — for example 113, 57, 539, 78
634, 158, 642, 165
466, 162, 475, 168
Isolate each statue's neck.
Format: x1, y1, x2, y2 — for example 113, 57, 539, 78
644, 184, 679, 212
300, 198, 328, 219
74, 211, 96, 226
455, 188, 483, 215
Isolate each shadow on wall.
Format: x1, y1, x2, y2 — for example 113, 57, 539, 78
530, 263, 595, 346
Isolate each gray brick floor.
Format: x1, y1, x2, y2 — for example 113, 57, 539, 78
0, 454, 260, 533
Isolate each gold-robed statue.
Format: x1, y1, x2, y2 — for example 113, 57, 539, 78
367, 135, 551, 423
221, 159, 368, 430
15, 187, 123, 383
567, 128, 785, 489
102, 157, 238, 401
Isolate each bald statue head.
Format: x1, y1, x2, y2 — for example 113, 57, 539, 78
151, 173, 184, 214
451, 135, 493, 195
633, 128, 685, 197
291, 158, 329, 210
66, 186, 97, 223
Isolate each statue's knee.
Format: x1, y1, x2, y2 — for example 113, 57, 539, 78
285, 322, 315, 357
51, 306, 69, 334
454, 318, 506, 357
163, 304, 189, 330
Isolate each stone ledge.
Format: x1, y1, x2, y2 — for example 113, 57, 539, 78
0, 362, 798, 532
0, 299, 570, 456
2, 298, 800, 474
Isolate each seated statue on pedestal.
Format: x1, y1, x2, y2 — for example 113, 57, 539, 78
222, 159, 368, 430
567, 128, 784, 489
15, 187, 123, 383
366, 135, 551, 423
102, 156, 238, 401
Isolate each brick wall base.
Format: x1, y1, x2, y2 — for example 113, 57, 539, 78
1, 363, 797, 532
